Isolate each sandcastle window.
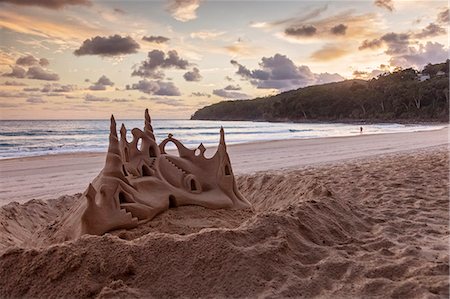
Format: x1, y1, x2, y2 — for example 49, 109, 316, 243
149, 146, 156, 158
118, 192, 127, 204
169, 195, 177, 208
142, 165, 152, 176
224, 164, 231, 176
124, 147, 129, 162
137, 138, 143, 152
190, 179, 197, 191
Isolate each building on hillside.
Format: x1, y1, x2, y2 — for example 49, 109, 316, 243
417, 73, 431, 81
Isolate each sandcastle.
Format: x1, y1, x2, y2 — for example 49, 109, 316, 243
51, 109, 251, 241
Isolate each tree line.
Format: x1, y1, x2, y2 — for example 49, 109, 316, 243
191, 61, 449, 123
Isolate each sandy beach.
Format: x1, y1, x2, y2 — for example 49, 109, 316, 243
0, 128, 448, 298
1, 0, 449, 296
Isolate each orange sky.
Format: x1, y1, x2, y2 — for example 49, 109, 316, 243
0, 0, 448, 119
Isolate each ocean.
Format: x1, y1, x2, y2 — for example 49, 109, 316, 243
0, 119, 444, 159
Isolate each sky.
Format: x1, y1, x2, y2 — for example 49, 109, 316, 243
0, 0, 448, 120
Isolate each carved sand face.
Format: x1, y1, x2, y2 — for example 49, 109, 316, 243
73, 109, 251, 237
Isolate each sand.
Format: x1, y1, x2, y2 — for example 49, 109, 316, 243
0, 127, 448, 205
0, 128, 449, 298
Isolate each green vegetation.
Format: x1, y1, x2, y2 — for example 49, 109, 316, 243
191, 61, 449, 123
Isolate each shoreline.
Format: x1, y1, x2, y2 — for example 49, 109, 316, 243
0, 127, 448, 206
0, 124, 447, 162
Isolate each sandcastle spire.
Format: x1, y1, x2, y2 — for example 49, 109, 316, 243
103, 114, 124, 177
110, 115, 117, 138
144, 108, 155, 140
120, 123, 127, 142
219, 126, 226, 149
107, 115, 120, 155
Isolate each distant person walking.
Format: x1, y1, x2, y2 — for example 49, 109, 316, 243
360, 126, 363, 134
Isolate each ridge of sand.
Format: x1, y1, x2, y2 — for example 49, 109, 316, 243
0, 127, 447, 205
0, 148, 448, 298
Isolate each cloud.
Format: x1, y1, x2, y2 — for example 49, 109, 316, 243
374, 0, 394, 12
41, 83, 76, 92
285, 25, 317, 37
414, 23, 446, 39
26, 66, 59, 81
65, 95, 80, 99
112, 98, 133, 103
126, 80, 181, 96
84, 94, 110, 102
183, 67, 202, 81
353, 69, 384, 79
359, 32, 410, 54
213, 89, 249, 99
15, 55, 49, 67
330, 24, 347, 35
74, 35, 140, 56
88, 75, 114, 90
359, 38, 383, 50
16, 55, 38, 66
2, 80, 27, 86
166, 0, 201, 22
142, 35, 170, 44
0, 0, 91, 9
2, 65, 26, 78
360, 28, 448, 68
83, 94, 133, 103
224, 84, 241, 90
259, 9, 379, 42
23, 87, 40, 92
0, 90, 28, 98
2, 55, 58, 81
437, 8, 449, 24
310, 43, 351, 61
224, 42, 258, 57
268, 4, 329, 27
231, 53, 345, 91
132, 50, 189, 79
45, 92, 65, 97
0, 9, 102, 43
113, 8, 125, 14
151, 97, 186, 107
0, 102, 19, 108
26, 97, 46, 104
389, 42, 448, 68
39, 58, 50, 67
190, 30, 226, 40
191, 92, 211, 98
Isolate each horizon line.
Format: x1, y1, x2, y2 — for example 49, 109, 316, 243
0, 118, 192, 121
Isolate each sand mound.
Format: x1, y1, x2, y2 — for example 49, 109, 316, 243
0, 195, 77, 252
0, 149, 448, 298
